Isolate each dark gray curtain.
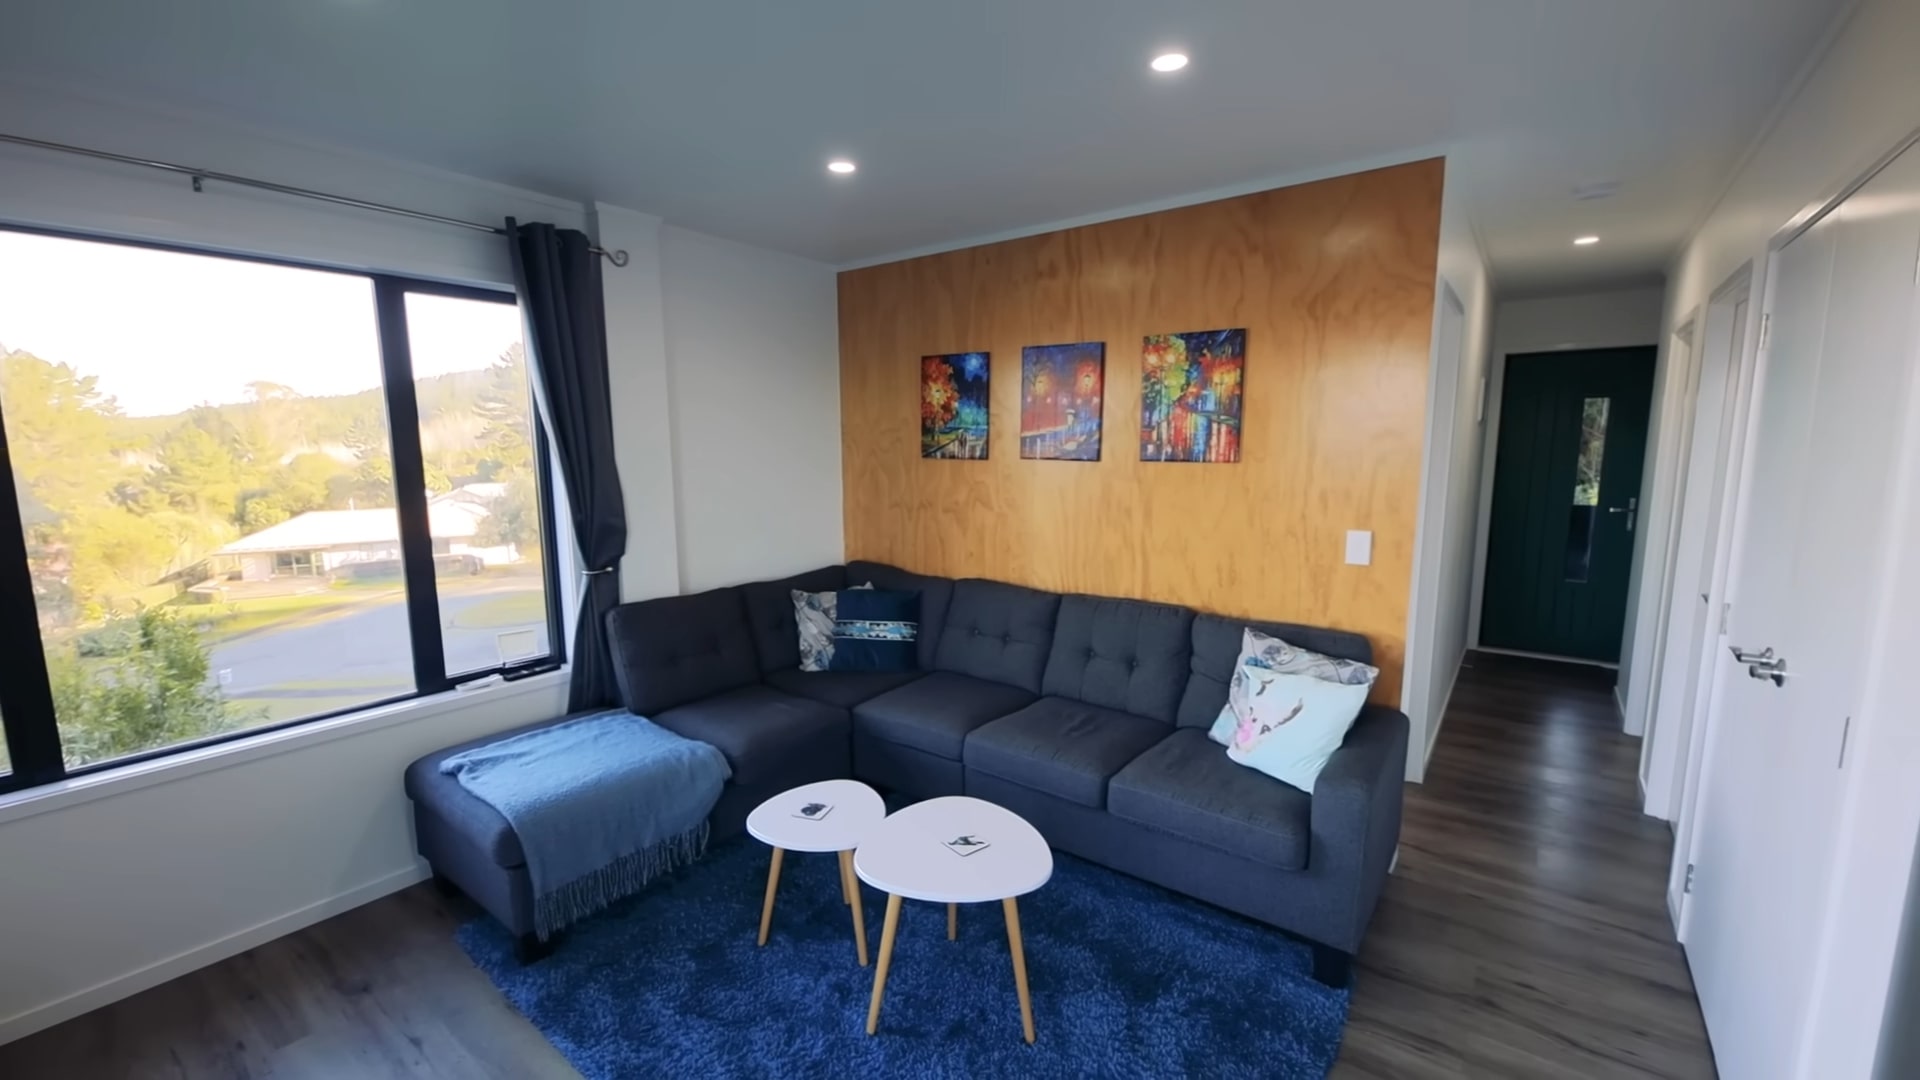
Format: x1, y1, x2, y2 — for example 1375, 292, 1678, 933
507, 219, 628, 711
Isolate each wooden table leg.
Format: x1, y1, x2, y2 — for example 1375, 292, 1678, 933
839, 851, 870, 967
757, 848, 785, 947
948, 902, 958, 941
1003, 896, 1035, 1044
865, 894, 904, 1035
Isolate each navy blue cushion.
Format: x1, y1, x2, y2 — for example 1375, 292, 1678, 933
932, 579, 1062, 693
605, 588, 759, 716
964, 697, 1171, 809
1041, 596, 1194, 725
852, 671, 1036, 760
829, 588, 920, 672
1175, 614, 1376, 729
739, 565, 846, 674
847, 561, 955, 669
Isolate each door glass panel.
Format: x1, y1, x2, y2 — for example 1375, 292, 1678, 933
1565, 396, 1611, 581
0, 230, 414, 768
402, 292, 553, 676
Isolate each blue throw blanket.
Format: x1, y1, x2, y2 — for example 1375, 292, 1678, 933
441, 710, 731, 939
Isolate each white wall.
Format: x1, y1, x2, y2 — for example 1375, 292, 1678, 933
1402, 155, 1493, 781
0, 82, 844, 1043
1464, 286, 1666, 672
660, 226, 843, 592
1648, 0, 1920, 1072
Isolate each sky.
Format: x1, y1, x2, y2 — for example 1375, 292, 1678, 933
0, 230, 523, 417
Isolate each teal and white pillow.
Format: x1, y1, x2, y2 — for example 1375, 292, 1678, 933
1220, 661, 1371, 793
1208, 628, 1378, 746
793, 583, 871, 672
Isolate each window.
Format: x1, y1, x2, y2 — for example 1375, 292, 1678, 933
1564, 395, 1611, 582
0, 227, 563, 792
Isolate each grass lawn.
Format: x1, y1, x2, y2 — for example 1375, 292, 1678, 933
175, 584, 404, 642
445, 588, 547, 630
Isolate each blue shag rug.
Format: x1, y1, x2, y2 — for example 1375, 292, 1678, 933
457, 838, 1349, 1078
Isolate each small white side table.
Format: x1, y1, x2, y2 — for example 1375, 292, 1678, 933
854, 795, 1054, 1043
746, 778, 886, 966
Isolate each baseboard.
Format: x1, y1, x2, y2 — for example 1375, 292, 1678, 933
0, 861, 430, 1047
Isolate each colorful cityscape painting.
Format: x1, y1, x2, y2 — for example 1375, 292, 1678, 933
921, 351, 991, 459
1140, 329, 1245, 463
1020, 342, 1105, 460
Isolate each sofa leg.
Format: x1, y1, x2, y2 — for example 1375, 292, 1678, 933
515, 932, 554, 965
1310, 943, 1353, 989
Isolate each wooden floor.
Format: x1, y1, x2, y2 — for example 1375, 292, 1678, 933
0, 652, 1714, 1079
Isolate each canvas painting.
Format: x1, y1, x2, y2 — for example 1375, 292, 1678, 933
1020, 341, 1105, 460
1140, 329, 1245, 462
921, 352, 991, 459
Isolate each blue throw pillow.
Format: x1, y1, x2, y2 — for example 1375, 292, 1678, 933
828, 589, 920, 672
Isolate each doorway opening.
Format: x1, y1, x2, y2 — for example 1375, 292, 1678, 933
1479, 347, 1657, 664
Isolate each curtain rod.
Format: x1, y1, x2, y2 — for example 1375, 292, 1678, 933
0, 131, 630, 268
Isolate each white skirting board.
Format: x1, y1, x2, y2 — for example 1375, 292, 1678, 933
0, 862, 429, 1047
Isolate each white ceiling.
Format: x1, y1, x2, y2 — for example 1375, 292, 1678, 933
0, 0, 1842, 294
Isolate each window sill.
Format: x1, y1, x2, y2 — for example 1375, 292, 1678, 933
0, 668, 571, 827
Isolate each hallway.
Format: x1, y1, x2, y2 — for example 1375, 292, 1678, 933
1339, 652, 1715, 1077
0, 653, 1715, 1078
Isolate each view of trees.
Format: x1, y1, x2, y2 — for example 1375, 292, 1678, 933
0, 338, 541, 767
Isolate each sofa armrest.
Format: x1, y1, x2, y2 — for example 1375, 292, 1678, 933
1306, 704, 1410, 952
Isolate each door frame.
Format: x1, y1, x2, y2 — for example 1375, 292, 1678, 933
1628, 311, 1697, 751
1651, 266, 1760, 926
1668, 124, 1920, 1078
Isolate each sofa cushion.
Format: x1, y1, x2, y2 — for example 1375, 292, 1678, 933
1041, 596, 1193, 724
852, 670, 1035, 760
1176, 614, 1376, 729
739, 566, 846, 674
847, 561, 954, 669
932, 579, 1062, 693
964, 697, 1170, 809
606, 588, 760, 716
650, 685, 849, 789
764, 667, 925, 709
1108, 727, 1311, 870
405, 713, 594, 869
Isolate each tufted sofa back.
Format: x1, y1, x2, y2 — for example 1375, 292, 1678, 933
605, 588, 760, 715
1041, 596, 1194, 724
932, 579, 1062, 694
1175, 614, 1375, 729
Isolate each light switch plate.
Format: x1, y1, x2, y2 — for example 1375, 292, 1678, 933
1345, 530, 1373, 566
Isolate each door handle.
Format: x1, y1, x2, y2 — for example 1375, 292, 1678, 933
1607, 496, 1638, 532
1729, 646, 1788, 687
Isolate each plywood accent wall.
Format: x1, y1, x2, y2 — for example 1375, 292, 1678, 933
837, 160, 1443, 700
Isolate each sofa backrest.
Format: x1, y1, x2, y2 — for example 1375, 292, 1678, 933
846, 560, 955, 670
605, 587, 759, 715
1175, 614, 1376, 728
932, 579, 1062, 693
739, 565, 846, 673
1041, 595, 1194, 725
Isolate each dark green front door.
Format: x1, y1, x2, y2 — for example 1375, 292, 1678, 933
1481, 347, 1656, 662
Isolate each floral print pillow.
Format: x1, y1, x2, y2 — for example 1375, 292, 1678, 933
1208, 627, 1378, 746
793, 583, 871, 672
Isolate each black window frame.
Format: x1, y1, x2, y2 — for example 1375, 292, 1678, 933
0, 224, 568, 795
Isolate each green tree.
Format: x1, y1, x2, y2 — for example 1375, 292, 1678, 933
474, 344, 533, 474
0, 349, 125, 515
475, 472, 542, 557
48, 608, 260, 766
150, 424, 243, 520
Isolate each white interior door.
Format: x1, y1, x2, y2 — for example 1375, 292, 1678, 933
1685, 141, 1920, 1078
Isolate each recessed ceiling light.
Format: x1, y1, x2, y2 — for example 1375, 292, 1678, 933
827, 159, 857, 175
1150, 52, 1189, 73
1574, 235, 1600, 246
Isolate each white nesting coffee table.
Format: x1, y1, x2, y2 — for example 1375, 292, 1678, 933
746, 778, 886, 966
854, 795, 1054, 1043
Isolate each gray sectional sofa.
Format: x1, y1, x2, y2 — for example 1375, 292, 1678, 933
405, 560, 1408, 983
